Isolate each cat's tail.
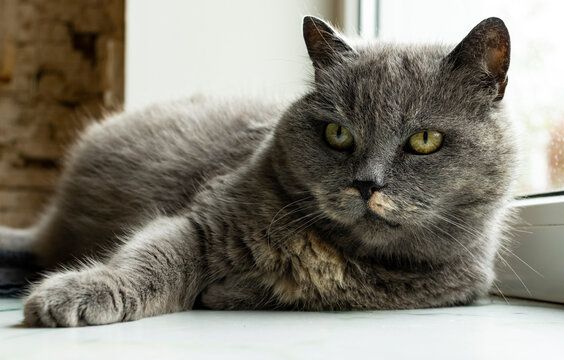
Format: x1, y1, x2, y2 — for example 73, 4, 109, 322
0, 226, 37, 252
0, 226, 41, 296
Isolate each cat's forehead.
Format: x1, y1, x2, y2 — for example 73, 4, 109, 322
314, 43, 465, 125
316, 44, 450, 104
354, 44, 448, 87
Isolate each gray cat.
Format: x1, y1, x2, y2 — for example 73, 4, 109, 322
0, 16, 516, 327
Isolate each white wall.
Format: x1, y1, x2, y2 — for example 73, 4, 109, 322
126, 0, 338, 110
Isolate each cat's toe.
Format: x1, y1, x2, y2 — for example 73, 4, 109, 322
23, 293, 59, 327
24, 285, 81, 327
23, 270, 124, 327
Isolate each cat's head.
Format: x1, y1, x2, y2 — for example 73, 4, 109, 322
274, 16, 516, 259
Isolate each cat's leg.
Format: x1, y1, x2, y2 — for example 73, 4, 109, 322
23, 215, 207, 327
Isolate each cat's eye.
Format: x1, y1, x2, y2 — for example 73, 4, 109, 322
407, 131, 443, 155
325, 123, 354, 150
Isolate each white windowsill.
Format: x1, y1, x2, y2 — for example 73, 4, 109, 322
497, 195, 564, 303
1, 297, 563, 359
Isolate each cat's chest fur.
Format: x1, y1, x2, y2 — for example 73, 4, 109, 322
200, 231, 371, 310
263, 232, 351, 306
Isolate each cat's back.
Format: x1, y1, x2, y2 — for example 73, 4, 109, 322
56, 96, 284, 233
82, 96, 283, 171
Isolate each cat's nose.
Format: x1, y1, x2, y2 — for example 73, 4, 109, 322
352, 180, 387, 201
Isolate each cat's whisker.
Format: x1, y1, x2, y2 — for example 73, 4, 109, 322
491, 280, 510, 305
498, 243, 544, 278
276, 212, 327, 246
272, 210, 324, 237
435, 212, 485, 239
436, 211, 542, 297
267, 197, 315, 236
265, 203, 320, 236
288, 213, 327, 239
438, 212, 545, 279
509, 225, 533, 234
266, 209, 323, 245
427, 222, 481, 265
496, 250, 532, 296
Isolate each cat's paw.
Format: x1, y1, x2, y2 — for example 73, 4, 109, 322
23, 269, 128, 327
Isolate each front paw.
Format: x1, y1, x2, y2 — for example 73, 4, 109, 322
24, 269, 129, 327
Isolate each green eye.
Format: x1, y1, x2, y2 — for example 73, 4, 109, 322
325, 123, 354, 150
407, 130, 443, 154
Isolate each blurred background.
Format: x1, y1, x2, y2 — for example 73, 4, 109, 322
1, 0, 563, 227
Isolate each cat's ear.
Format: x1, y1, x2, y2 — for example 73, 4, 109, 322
303, 16, 358, 71
445, 17, 510, 101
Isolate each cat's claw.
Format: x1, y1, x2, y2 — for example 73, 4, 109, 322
23, 270, 126, 327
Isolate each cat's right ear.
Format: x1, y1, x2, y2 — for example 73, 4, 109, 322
303, 16, 357, 72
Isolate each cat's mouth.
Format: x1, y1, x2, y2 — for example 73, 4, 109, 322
364, 211, 401, 228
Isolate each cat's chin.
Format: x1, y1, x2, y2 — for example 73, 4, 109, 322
329, 210, 404, 248
363, 211, 401, 229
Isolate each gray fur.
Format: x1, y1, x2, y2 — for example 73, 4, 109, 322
0, 17, 517, 326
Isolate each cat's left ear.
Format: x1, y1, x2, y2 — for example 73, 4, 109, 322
303, 16, 358, 72
446, 17, 510, 101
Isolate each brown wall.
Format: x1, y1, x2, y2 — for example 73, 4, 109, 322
0, 0, 125, 227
